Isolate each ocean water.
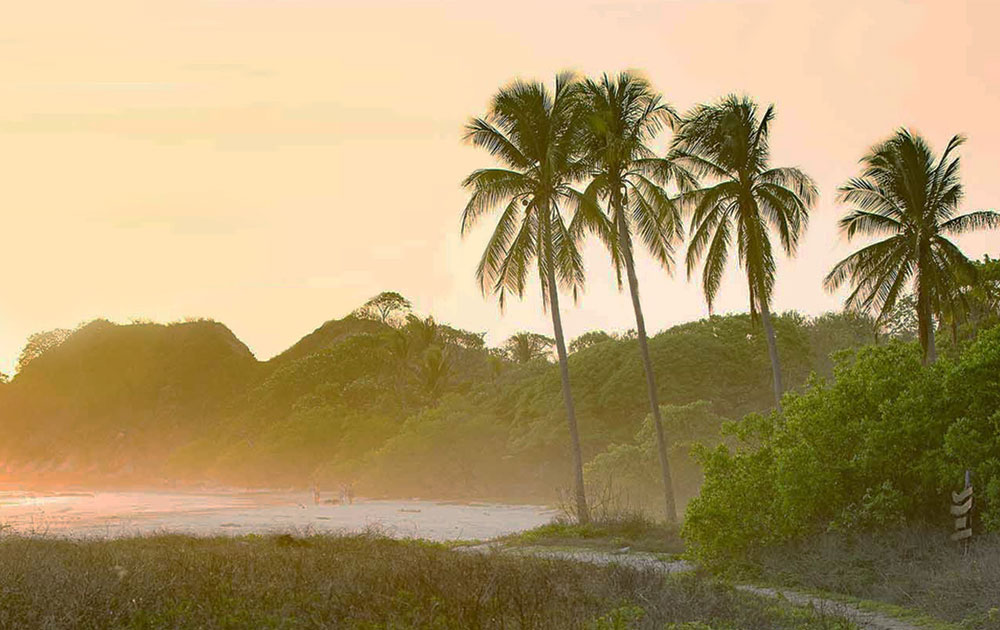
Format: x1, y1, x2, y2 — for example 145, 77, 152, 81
0, 490, 556, 540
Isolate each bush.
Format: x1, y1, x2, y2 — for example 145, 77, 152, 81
684, 327, 1000, 569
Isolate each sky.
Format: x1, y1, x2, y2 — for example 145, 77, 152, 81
1, 0, 998, 372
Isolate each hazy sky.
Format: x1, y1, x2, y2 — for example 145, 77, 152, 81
1, 0, 998, 372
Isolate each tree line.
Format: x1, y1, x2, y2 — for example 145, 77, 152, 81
461, 71, 999, 524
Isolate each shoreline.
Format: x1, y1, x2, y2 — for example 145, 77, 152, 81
0, 478, 557, 509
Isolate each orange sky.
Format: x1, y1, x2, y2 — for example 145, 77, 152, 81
1, 0, 998, 372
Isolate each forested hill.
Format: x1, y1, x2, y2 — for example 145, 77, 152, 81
0, 303, 876, 500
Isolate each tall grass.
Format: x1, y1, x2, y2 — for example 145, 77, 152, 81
0, 532, 849, 629
508, 513, 684, 554
751, 527, 1000, 629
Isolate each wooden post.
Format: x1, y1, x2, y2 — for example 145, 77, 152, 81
950, 470, 973, 543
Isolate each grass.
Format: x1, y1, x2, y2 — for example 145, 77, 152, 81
749, 527, 1000, 630
0, 531, 853, 629
502, 513, 685, 555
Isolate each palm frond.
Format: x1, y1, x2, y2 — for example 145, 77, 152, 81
460, 169, 530, 234
940, 210, 1000, 235
700, 215, 732, 312
837, 209, 905, 240
463, 118, 532, 170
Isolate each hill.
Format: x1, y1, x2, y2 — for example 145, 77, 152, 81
0, 319, 260, 482
0, 304, 875, 500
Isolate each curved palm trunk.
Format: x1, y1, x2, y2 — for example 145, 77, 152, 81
543, 211, 590, 524
615, 209, 676, 523
621, 254, 677, 523
758, 300, 784, 412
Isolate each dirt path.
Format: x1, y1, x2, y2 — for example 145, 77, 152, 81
464, 545, 920, 630
733, 584, 919, 630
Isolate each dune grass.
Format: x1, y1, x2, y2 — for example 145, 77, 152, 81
750, 527, 1000, 630
0, 531, 852, 629
503, 513, 684, 555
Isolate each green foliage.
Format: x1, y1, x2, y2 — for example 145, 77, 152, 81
268, 315, 387, 364
684, 326, 1000, 569
509, 513, 683, 554
357, 396, 512, 497
938, 255, 1000, 347
570, 330, 616, 353
0, 303, 876, 502
1, 319, 259, 472
502, 331, 555, 364
586, 401, 725, 516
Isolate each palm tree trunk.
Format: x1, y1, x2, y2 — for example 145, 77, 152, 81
927, 318, 937, 363
543, 210, 589, 524
758, 300, 784, 411
917, 275, 937, 364
617, 224, 676, 523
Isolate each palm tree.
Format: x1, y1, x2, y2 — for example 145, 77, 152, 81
575, 72, 696, 523
461, 73, 592, 522
824, 130, 999, 364
670, 95, 817, 410
502, 331, 555, 364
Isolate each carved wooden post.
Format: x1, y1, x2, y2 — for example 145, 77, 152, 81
950, 470, 973, 543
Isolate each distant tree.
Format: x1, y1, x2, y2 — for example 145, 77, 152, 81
569, 330, 614, 353
576, 72, 697, 523
879, 294, 919, 342
671, 95, 817, 410
937, 255, 1000, 342
413, 346, 451, 398
384, 328, 411, 362
0, 372, 9, 384
461, 73, 592, 522
438, 325, 487, 351
17, 328, 73, 373
354, 292, 412, 326
968, 256, 1000, 328
487, 352, 505, 384
403, 315, 439, 353
502, 331, 555, 363
824, 130, 999, 364
806, 311, 878, 375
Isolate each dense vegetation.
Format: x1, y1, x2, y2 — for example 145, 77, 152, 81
0, 301, 874, 504
684, 321, 1000, 568
459, 69, 998, 525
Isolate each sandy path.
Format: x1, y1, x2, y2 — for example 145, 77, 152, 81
464, 545, 920, 630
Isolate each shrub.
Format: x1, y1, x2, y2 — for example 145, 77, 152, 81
684, 327, 1000, 569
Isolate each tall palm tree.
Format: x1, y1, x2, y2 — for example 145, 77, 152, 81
575, 72, 696, 523
824, 130, 999, 364
461, 73, 592, 523
670, 95, 817, 410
